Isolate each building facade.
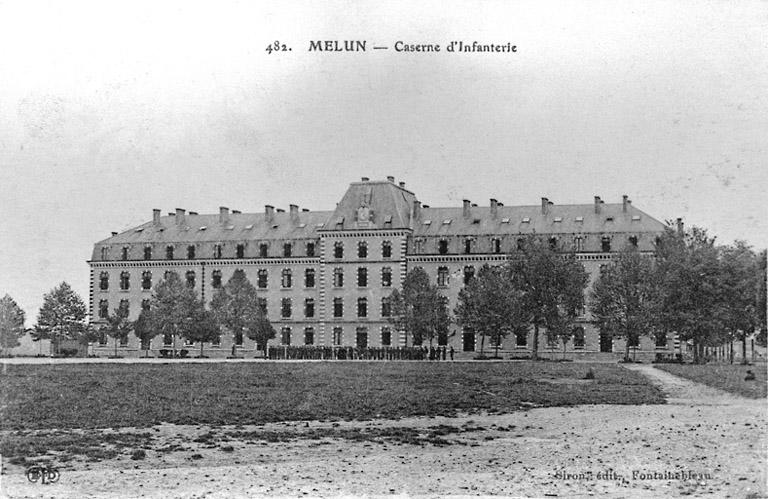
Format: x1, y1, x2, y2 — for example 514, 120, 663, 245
88, 177, 669, 358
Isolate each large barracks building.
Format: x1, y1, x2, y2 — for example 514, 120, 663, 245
89, 177, 668, 358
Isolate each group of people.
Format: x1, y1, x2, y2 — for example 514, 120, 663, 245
266, 344, 456, 361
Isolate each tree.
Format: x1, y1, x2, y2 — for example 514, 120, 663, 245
388, 267, 451, 346
210, 269, 270, 353
654, 226, 723, 363
506, 235, 589, 360
0, 295, 26, 354
590, 246, 660, 361
35, 282, 88, 355
147, 272, 199, 357
756, 250, 767, 347
105, 301, 131, 358
133, 309, 158, 357
246, 315, 277, 356
455, 264, 525, 358
181, 305, 221, 358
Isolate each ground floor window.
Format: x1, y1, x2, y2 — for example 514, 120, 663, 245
516, 331, 527, 346
381, 327, 391, 346
281, 327, 292, 345
600, 332, 612, 353
462, 331, 475, 352
356, 327, 368, 348
304, 327, 314, 345
333, 327, 343, 346
573, 327, 585, 349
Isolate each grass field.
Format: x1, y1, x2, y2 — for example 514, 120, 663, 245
655, 363, 767, 398
0, 362, 663, 431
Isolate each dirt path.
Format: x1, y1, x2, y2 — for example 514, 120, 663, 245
1, 366, 766, 498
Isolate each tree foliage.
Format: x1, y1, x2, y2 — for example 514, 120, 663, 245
182, 305, 221, 357
133, 309, 157, 357
388, 267, 451, 346
210, 269, 273, 355
0, 294, 26, 353
35, 282, 87, 355
146, 272, 200, 355
105, 300, 131, 357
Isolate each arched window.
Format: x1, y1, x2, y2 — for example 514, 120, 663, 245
144, 246, 152, 260
334, 241, 344, 259
573, 236, 584, 252
305, 268, 316, 288
281, 268, 293, 288
98, 299, 109, 319
492, 238, 501, 254
438, 239, 449, 255
464, 238, 472, 254
463, 266, 475, 285
306, 242, 316, 257
304, 298, 315, 318
121, 246, 129, 261
166, 245, 174, 260
629, 235, 638, 247
211, 270, 222, 288
281, 327, 292, 345
549, 237, 558, 250
304, 327, 315, 345
214, 244, 223, 259
358, 241, 368, 258
381, 327, 391, 346
333, 268, 344, 287
281, 298, 292, 318
333, 297, 343, 317
187, 245, 196, 259
357, 267, 368, 287
381, 296, 392, 317
186, 270, 196, 288
236, 244, 245, 258
141, 271, 152, 290
259, 243, 269, 258
100, 246, 109, 260
382, 241, 392, 258
283, 243, 292, 257
99, 272, 109, 291
357, 297, 368, 318
257, 269, 268, 288
381, 267, 392, 287
120, 271, 130, 290
333, 327, 343, 345
437, 266, 449, 287
573, 327, 585, 349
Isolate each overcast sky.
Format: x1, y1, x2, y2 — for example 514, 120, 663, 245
1, 0, 766, 322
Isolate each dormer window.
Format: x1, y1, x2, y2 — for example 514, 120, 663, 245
438, 239, 449, 255
214, 244, 223, 259
306, 242, 316, 257
259, 243, 268, 258
121, 246, 129, 261
601, 236, 611, 252
629, 235, 638, 247
464, 238, 472, 254
100, 247, 109, 260
501, 218, 510, 223
522, 217, 530, 223
283, 243, 292, 257
143, 246, 152, 260
492, 238, 501, 254
632, 215, 641, 221
554, 217, 562, 223
166, 245, 174, 260
442, 219, 452, 225
423, 220, 432, 225
606, 217, 614, 222
187, 245, 195, 259
236, 244, 245, 259
575, 216, 584, 223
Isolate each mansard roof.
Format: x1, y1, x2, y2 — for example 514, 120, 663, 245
321, 179, 416, 231
414, 203, 665, 236
95, 211, 333, 246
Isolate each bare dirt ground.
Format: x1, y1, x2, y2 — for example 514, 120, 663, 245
1, 364, 765, 499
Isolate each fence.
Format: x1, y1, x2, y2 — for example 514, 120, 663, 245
266, 345, 452, 361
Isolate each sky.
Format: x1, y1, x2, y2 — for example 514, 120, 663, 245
1, 0, 766, 322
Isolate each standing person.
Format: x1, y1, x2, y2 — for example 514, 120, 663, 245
442, 345, 446, 361
450, 345, 455, 361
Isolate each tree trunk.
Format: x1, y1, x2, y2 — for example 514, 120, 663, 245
730, 340, 734, 364
114, 338, 118, 357
742, 337, 748, 365
625, 340, 630, 362
692, 338, 698, 364
200, 341, 204, 358
532, 324, 539, 361
479, 333, 485, 357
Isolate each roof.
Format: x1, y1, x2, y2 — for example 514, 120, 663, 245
321, 180, 416, 231
95, 211, 333, 246
414, 203, 665, 236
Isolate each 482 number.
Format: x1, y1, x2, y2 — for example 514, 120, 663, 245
266, 41, 291, 54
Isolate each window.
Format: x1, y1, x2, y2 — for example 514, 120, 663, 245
121, 246, 129, 261
257, 269, 268, 288
306, 242, 316, 257
334, 241, 344, 259
601, 236, 611, 252
381, 297, 392, 317
186, 270, 195, 288
492, 238, 501, 254
281, 268, 292, 288
437, 266, 449, 287
517, 238, 524, 251
234, 330, 243, 346
464, 238, 472, 254
549, 237, 558, 250
304, 298, 315, 318
236, 244, 245, 258
166, 245, 174, 260
629, 235, 638, 247
333, 268, 344, 287
98, 299, 109, 319
281, 297, 292, 318
120, 271, 130, 290
655, 333, 668, 347
382, 241, 392, 258
119, 299, 130, 318
574, 236, 584, 252
381, 327, 392, 346
357, 297, 368, 318
211, 334, 221, 346
381, 267, 392, 287
141, 299, 150, 311
358, 241, 368, 258
257, 297, 267, 315
283, 243, 292, 257
144, 246, 152, 260
212, 270, 222, 289
305, 268, 316, 288
516, 331, 527, 346
100, 247, 109, 260
333, 327, 343, 346
573, 327, 585, 349
333, 297, 343, 317
281, 327, 292, 345
187, 245, 196, 259
438, 239, 449, 254
259, 243, 268, 258
463, 266, 475, 285
214, 244, 223, 259
99, 272, 109, 291
356, 327, 368, 347
357, 267, 368, 287
628, 335, 639, 348
304, 327, 315, 345
141, 271, 152, 290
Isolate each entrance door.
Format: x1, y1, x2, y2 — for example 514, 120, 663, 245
600, 332, 612, 353
462, 332, 475, 352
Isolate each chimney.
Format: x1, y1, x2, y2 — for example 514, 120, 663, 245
361, 177, 369, 182
276, 208, 285, 213
387, 176, 395, 182
676, 217, 684, 235
490, 199, 498, 218
289, 204, 299, 223
463, 199, 471, 218
232, 210, 241, 214
175, 208, 186, 226
594, 196, 602, 214
399, 181, 406, 189
265, 205, 274, 222
111, 231, 118, 236
301, 208, 310, 212
422, 204, 430, 208
622, 195, 629, 212
413, 200, 421, 220
152, 209, 161, 225
219, 206, 229, 224
541, 197, 549, 215
188, 211, 198, 215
